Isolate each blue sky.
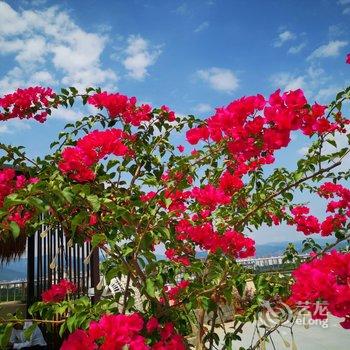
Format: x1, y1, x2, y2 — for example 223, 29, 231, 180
0, 0, 350, 243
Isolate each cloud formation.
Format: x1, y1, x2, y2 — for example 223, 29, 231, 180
193, 103, 212, 114
307, 40, 348, 60
269, 64, 341, 102
288, 42, 306, 54
338, 0, 350, 14
273, 30, 296, 47
197, 67, 239, 93
194, 21, 209, 33
122, 35, 161, 80
0, 2, 117, 93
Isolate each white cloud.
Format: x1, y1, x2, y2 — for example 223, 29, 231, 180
0, 119, 31, 134
298, 146, 308, 156
0, 67, 26, 94
307, 40, 348, 60
193, 103, 212, 114
0, 2, 118, 93
122, 35, 161, 80
0, 125, 9, 133
273, 30, 296, 47
194, 21, 209, 33
197, 67, 239, 93
270, 64, 333, 99
21, 0, 48, 6
314, 86, 342, 103
31, 70, 56, 85
328, 24, 345, 38
270, 72, 306, 92
51, 108, 82, 121
288, 42, 306, 54
16, 36, 47, 67
175, 3, 189, 16
338, 0, 350, 14
0, 2, 27, 36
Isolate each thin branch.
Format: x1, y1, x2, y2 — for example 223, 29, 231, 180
235, 160, 342, 229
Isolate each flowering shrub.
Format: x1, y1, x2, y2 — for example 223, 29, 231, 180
0, 61, 349, 349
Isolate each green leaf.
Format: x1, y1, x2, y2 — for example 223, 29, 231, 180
62, 188, 73, 203
91, 234, 106, 248
285, 193, 293, 202
145, 279, 155, 297
87, 194, 101, 212
23, 323, 37, 341
10, 221, 20, 239
327, 139, 337, 148
0, 323, 13, 348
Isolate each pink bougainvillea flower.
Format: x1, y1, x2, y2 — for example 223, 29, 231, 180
0, 87, 55, 122
290, 251, 350, 329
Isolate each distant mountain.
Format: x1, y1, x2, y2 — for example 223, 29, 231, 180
255, 237, 346, 257
0, 258, 27, 281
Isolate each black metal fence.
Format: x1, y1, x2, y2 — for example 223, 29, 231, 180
27, 222, 100, 306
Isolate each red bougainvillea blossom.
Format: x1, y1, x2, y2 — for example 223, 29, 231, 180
175, 219, 255, 258
0, 168, 38, 228
290, 251, 350, 329
164, 280, 190, 303
186, 89, 348, 185
290, 206, 320, 236
87, 92, 153, 126
191, 184, 231, 211
0, 169, 38, 207
346, 53, 350, 64
219, 171, 244, 195
59, 129, 132, 182
0, 87, 55, 123
160, 105, 176, 122
165, 248, 191, 266
289, 182, 350, 236
61, 314, 186, 350
41, 279, 77, 303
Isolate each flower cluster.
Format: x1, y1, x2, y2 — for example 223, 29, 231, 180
59, 129, 132, 182
346, 53, 350, 64
175, 219, 255, 258
41, 279, 77, 303
290, 206, 321, 235
61, 313, 186, 350
87, 92, 152, 126
290, 251, 350, 329
191, 184, 231, 211
165, 248, 191, 266
164, 280, 190, 303
289, 182, 350, 236
186, 89, 348, 184
0, 168, 38, 228
0, 87, 55, 123
160, 105, 176, 122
